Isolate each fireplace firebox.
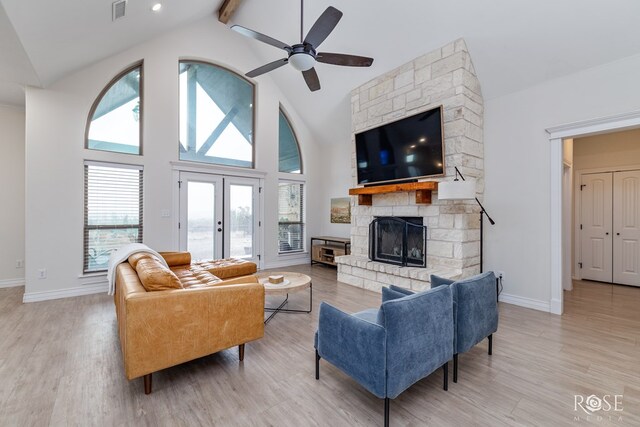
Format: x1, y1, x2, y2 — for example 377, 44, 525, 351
369, 217, 426, 267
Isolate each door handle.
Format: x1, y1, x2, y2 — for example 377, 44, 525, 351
218, 228, 222, 232
616, 232, 620, 236
606, 232, 609, 235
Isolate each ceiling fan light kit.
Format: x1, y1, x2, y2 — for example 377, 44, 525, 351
289, 49, 316, 71
230, 1, 373, 91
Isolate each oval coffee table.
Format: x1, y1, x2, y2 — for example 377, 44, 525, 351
256, 271, 312, 324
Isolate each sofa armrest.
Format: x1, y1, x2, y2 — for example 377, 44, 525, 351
316, 302, 386, 398
121, 283, 264, 379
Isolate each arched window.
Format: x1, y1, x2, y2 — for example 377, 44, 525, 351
86, 62, 142, 155
179, 61, 255, 168
278, 109, 302, 174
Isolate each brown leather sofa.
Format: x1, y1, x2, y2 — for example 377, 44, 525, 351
114, 251, 264, 394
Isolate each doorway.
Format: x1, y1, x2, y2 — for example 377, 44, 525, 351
178, 172, 261, 264
548, 111, 640, 315
578, 169, 640, 286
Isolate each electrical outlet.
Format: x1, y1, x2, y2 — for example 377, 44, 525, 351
495, 270, 505, 280
16, 259, 24, 268
37, 269, 47, 279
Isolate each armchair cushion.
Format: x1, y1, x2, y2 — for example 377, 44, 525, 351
389, 285, 414, 295
353, 308, 385, 326
382, 286, 410, 302
430, 275, 455, 288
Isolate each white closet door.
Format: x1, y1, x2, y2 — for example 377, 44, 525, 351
613, 170, 640, 286
581, 173, 613, 282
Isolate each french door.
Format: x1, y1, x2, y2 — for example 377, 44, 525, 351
580, 170, 640, 286
178, 172, 261, 264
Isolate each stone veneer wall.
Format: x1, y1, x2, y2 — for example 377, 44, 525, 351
336, 38, 485, 292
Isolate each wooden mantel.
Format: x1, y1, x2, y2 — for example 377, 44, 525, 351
349, 181, 438, 206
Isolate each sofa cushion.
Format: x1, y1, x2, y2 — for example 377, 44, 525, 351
159, 251, 191, 267
171, 266, 222, 288
135, 256, 183, 291
128, 252, 153, 269
194, 258, 257, 279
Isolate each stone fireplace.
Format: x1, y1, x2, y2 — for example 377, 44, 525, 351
336, 38, 484, 292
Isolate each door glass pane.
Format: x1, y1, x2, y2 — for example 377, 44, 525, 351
229, 184, 253, 258
188, 182, 215, 261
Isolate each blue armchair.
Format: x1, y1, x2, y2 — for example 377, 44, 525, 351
428, 271, 498, 383
315, 285, 454, 427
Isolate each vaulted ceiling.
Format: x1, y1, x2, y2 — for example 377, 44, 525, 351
2, 0, 640, 146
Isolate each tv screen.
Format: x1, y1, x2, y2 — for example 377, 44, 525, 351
355, 106, 444, 185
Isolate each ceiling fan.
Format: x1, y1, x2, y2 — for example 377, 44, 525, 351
230, 0, 374, 92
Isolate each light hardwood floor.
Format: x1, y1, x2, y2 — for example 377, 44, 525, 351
1, 269, 639, 426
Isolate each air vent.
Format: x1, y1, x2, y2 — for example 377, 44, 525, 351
112, 0, 127, 21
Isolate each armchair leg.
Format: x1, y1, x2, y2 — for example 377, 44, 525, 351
384, 397, 390, 427
315, 350, 320, 380
453, 353, 458, 383
443, 362, 448, 391
488, 334, 493, 355
239, 344, 245, 362
143, 374, 152, 395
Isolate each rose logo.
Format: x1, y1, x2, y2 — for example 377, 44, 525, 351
585, 395, 603, 413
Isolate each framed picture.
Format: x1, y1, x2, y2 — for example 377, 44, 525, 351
330, 197, 351, 224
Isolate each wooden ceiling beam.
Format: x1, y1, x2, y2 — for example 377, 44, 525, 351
218, 0, 244, 24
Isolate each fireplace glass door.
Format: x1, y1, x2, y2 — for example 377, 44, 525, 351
369, 217, 426, 267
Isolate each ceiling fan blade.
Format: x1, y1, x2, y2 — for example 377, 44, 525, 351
302, 68, 321, 92
316, 52, 374, 67
231, 25, 292, 51
303, 6, 343, 49
246, 58, 288, 78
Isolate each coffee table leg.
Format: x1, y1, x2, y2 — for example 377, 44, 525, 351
264, 294, 289, 324
263, 283, 313, 324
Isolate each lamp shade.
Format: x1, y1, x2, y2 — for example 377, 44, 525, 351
438, 179, 476, 200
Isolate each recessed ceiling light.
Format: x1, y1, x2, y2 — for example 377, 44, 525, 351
151, 3, 162, 12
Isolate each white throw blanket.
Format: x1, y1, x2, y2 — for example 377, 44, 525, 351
106, 243, 168, 295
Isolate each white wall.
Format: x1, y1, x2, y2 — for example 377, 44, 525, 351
574, 128, 640, 170
24, 17, 322, 299
484, 53, 640, 307
319, 142, 352, 239
0, 105, 25, 285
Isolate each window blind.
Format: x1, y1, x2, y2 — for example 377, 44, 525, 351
84, 162, 143, 272
278, 182, 305, 253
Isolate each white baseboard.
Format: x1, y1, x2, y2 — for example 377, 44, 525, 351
549, 298, 563, 315
263, 256, 310, 270
0, 278, 25, 288
499, 292, 550, 313
23, 282, 108, 303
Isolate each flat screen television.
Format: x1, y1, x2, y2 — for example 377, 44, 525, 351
355, 106, 444, 185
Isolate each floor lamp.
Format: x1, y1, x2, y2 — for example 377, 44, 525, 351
437, 167, 495, 273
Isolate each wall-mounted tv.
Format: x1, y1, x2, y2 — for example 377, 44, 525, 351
355, 106, 444, 185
